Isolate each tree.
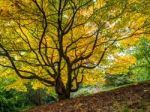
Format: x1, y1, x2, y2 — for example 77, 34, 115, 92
0, 0, 150, 100
130, 37, 150, 82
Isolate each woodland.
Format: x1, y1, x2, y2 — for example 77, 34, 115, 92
0, 0, 150, 112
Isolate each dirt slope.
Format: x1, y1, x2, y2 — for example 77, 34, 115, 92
27, 82, 150, 112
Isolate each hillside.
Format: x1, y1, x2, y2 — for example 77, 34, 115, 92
27, 82, 150, 112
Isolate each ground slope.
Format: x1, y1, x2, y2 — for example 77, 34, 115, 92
27, 82, 150, 112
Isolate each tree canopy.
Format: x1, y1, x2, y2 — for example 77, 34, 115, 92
0, 0, 150, 100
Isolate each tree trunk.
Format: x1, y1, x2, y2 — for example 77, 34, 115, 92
56, 88, 70, 100
57, 92, 70, 100
55, 76, 71, 100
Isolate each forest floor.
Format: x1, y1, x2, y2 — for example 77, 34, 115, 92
27, 82, 150, 112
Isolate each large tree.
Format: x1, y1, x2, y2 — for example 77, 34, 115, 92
0, 0, 150, 100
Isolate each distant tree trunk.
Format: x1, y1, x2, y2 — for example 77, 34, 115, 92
34, 89, 43, 105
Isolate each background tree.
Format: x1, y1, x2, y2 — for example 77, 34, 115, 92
129, 37, 150, 82
0, 0, 150, 100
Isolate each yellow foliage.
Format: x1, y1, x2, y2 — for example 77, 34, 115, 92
31, 80, 45, 90
83, 70, 105, 85
146, 36, 150, 41
107, 55, 136, 74
120, 36, 140, 48
6, 78, 29, 92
